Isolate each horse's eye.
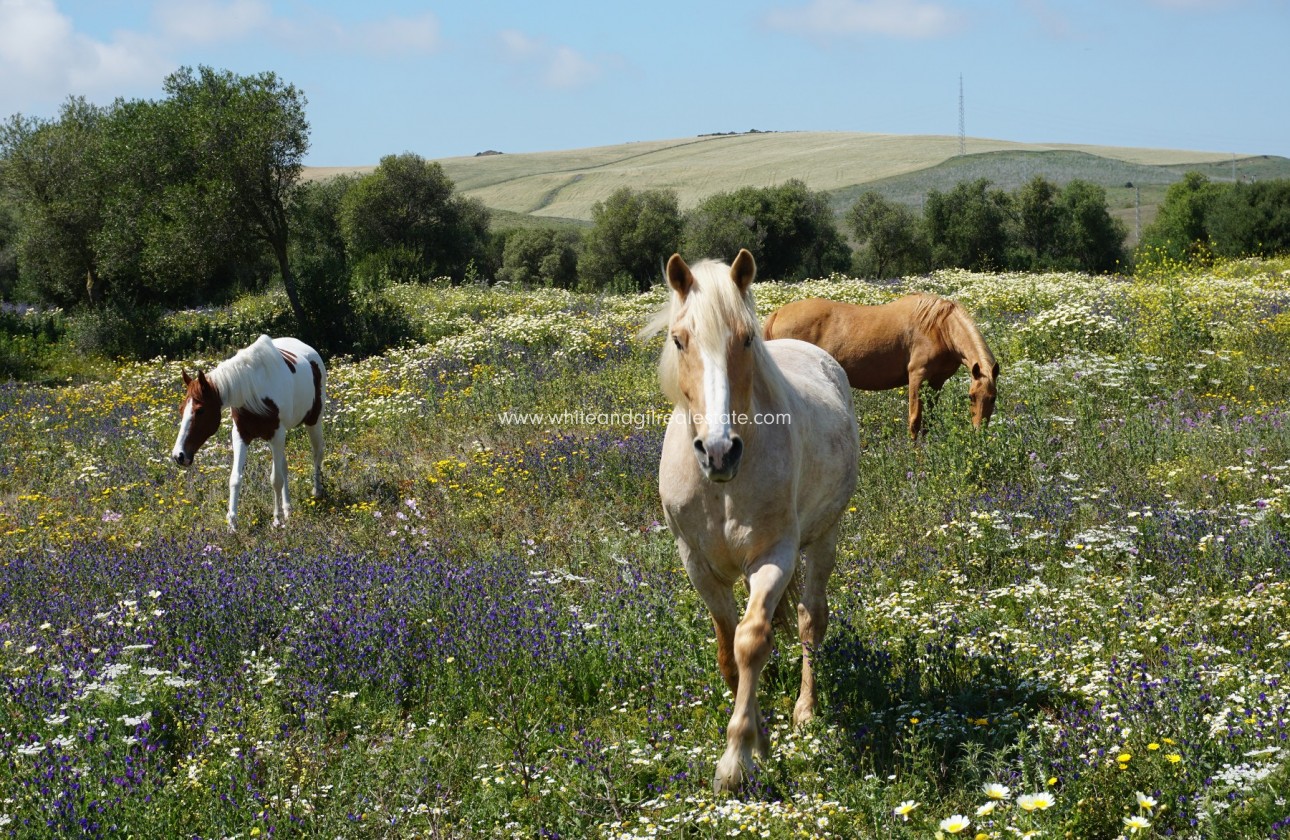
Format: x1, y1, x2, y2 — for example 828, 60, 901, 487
672, 335, 684, 351
194, 408, 204, 416
743, 335, 753, 348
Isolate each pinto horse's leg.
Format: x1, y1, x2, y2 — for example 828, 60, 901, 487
306, 421, 325, 499
714, 545, 796, 794
227, 427, 250, 531
270, 429, 290, 527
794, 526, 839, 727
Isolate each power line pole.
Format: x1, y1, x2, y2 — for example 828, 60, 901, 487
958, 74, 966, 156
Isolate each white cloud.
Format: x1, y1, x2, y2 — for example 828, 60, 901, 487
0, 0, 169, 110
152, 0, 271, 44
764, 0, 965, 39
349, 14, 441, 54
499, 29, 601, 89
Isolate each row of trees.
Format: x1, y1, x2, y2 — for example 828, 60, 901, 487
4, 66, 1289, 359
1138, 171, 1290, 263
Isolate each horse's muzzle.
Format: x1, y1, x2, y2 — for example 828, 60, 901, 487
173, 451, 193, 467
694, 435, 743, 482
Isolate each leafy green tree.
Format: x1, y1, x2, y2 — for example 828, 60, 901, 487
0, 99, 109, 307
684, 180, 849, 281
0, 175, 23, 300
578, 188, 682, 292
1138, 171, 1219, 263
289, 175, 356, 346
845, 191, 927, 278
93, 96, 265, 308
1207, 180, 1290, 258
924, 178, 1011, 271
1056, 180, 1126, 273
496, 228, 580, 288
158, 66, 311, 329
1013, 176, 1062, 267
339, 153, 491, 286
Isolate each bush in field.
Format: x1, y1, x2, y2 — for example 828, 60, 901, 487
496, 228, 581, 288
339, 153, 491, 286
924, 178, 1012, 271
846, 191, 929, 279
578, 187, 683, 292
683, 179, 851, 281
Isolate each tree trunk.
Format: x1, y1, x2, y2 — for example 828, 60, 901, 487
272, 237, 310, 342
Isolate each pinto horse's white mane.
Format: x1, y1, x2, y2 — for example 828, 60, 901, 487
205, 334, 281, 415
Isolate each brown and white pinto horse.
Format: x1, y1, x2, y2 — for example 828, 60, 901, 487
763, 294, 999, 438
172, 335, 326, 531
644, 250, 858, 793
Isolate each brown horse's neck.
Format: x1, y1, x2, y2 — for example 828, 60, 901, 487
944, 306, 994, 373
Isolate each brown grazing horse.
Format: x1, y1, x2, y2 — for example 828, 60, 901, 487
763, 294, 999, 438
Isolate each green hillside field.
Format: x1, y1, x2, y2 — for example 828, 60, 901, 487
304, 131, 1290, 238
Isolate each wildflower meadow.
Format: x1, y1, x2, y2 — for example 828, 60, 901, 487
2, 258, 1290, 838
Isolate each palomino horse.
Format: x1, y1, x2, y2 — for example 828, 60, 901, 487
172, 335, 326, 531
763, 294, 999, 438
644, 250, 859, 793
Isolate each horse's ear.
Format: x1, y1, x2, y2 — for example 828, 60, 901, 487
730, 248, 756, 291
666, 253, 693, 298
197, 369, 209, 388
182, 369, 192, 386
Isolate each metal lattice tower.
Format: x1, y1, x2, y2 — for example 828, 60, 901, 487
958, 74, 965, 156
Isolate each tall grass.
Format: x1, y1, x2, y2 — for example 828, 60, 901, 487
2, 258, 1289, 837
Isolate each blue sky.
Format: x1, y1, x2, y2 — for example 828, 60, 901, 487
2, 0, 1287, 166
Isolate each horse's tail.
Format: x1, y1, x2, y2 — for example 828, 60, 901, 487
762, 308, 779, 340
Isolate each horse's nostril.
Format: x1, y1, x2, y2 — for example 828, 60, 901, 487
728, 436, 744, 463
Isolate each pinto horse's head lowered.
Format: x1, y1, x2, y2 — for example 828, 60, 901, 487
656, 248, 775, 482
172, 369, 223, 466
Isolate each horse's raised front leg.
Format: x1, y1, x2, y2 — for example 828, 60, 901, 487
794, 526, 839, 727
270, 429, 289, 527
307, 421, 325, 499
227, 429, 250, 532
714, 544, 796, 794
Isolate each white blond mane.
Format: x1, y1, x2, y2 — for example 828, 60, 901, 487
206, 334, 279, 415
643, 258, 789, 410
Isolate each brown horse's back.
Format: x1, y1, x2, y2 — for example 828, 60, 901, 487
763, 297, 918, 390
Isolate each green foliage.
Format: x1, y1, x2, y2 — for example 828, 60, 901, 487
578, 187, 683, 292
1207, 179, 1290, 257
0, 305, 67, 380
1137, 171, 1220, 264
1054, 180, 1127, 273
924, 178, 1012, 271
0, 99, 109, 308
496, 227, 581, 288
339, 153, 491, 286
683, 179, 850, 281
0, 67, 309, 333
846, 191, 929, 279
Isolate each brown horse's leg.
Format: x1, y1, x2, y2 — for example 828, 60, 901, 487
907, 374, 923, 438
794, 526, 838, 726
714, 547, 795, 793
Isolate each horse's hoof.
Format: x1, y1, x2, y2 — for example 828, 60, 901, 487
713, 753, 746, 795
793, 698, 816, 728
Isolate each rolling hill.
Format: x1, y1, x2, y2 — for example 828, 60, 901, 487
303, 131, 1290, 240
